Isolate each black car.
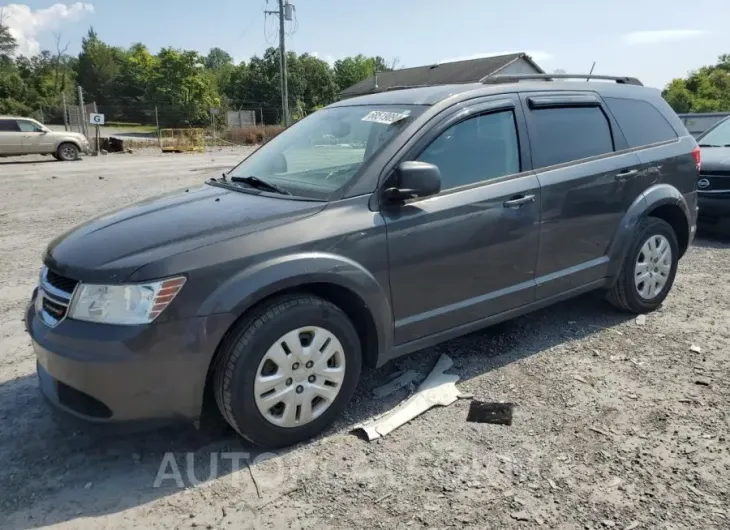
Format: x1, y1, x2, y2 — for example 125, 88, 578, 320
696, 115, 730, 222
26, 74, 699, 448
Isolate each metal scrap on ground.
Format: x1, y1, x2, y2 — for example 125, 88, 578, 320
466, 401, 515, 425
354, 354, 463, 441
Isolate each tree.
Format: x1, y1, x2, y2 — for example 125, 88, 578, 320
205, 47, 233, 70
153, 48, 219, 125
333, 54, 394, 91
0, 21, 16, 60
663, 55, 730, 113
76, 28, 125, 105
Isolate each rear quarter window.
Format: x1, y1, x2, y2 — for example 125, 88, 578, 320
604, 97, 677, 148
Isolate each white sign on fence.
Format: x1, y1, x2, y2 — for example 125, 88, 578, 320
89, 113, 105, 125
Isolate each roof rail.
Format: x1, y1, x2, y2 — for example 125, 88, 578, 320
483, 74, 643, 86
382, 84, 432, 92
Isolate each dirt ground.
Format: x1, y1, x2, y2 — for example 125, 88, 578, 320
0, 149, 728, 530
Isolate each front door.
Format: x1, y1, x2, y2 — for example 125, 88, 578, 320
381, 97, 541, 344
518, 92, 644, 299
18, 119, 54, 154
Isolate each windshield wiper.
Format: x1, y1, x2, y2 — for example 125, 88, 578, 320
698, 143, 730, 147
230, 175, 291, 195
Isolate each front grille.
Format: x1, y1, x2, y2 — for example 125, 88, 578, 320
37, 267, 76, 327
42, 296, 68, 320
45, 269, 79, 293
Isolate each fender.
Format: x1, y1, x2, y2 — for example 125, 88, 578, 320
197, 252, 394, 357
606, 183, 690, 280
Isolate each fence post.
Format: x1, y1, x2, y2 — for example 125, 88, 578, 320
77, 86, 87, 138
155, 106, 161, 149
61, 93, 69, 131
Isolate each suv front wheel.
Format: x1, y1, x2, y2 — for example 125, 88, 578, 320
213, 294, 362, 447
56, 142, 80, 161
607, 217, 679, 313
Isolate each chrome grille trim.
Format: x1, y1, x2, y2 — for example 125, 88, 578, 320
37, 267, 76, 328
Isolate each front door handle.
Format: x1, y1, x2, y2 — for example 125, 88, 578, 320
503, 194, 536, 209
615, 169, 639, 181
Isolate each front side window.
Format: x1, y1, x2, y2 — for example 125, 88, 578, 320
0, 119, 20, 132
225, 105, 426, 200
17, 120, 43, 133
530, 106, 614, 169
699, 117, 730, 147
417, 110, 520, 190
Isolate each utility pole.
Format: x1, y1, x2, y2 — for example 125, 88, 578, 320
266, 1, 292, 127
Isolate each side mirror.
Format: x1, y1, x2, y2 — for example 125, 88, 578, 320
384, 161, 442, 203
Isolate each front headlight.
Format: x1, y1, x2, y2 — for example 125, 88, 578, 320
68, 276, 186, 325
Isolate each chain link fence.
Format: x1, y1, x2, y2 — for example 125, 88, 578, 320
30, 99, 290, 150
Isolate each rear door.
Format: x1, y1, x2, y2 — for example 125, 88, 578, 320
0, 119, 23, 155
519, 92, 643, 299
381, 95, 541, 344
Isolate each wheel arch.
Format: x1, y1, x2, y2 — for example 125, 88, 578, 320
197, 253, 392, 426
607, 184, 691, 281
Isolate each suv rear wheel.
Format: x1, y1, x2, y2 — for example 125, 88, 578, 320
56, 143, 79, 161
607, 217, 679, 313
213, 295, 362, 447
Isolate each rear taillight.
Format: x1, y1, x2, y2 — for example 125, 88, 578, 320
692, 145, 701, 172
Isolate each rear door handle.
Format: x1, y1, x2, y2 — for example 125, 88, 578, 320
503, 194, 536, 209
615, 169, 639, 181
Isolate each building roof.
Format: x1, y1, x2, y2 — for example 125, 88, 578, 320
338, 53, 544, 99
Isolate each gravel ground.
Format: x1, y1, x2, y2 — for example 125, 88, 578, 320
0, 150, 728, 529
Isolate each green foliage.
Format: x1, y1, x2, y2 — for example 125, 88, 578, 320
333, 54, 391, 92
0, 26, 396, 125
663, 55, 730, 113
0, 21, 16, 60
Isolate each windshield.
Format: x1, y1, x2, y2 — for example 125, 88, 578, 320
699, 118, 730, 147
225, 104, 426, 200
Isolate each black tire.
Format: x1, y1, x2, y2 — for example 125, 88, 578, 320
56, 143, 79, 161
607, 217, 679, 313
213, 295, 362, 448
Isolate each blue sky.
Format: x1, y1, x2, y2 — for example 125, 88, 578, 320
3, 0, 729, 89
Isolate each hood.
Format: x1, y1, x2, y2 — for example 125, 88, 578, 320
699, 147, 730, 172
44, 184, 326, 282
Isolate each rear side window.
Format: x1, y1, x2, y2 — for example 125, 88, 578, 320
604, 97, 677, 148
529, 107, 614, 168
0, 119, 20, 132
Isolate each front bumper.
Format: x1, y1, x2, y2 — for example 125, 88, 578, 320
698, 193, 730, 219
26, 296, 235, 424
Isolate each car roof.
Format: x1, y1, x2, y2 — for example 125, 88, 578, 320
0, 116, 38, 120
329, 81, 661, 108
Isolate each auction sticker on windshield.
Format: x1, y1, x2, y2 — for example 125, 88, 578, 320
361, 110, 411, 125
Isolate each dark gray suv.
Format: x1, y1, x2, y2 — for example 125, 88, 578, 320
26, 74, 699, 448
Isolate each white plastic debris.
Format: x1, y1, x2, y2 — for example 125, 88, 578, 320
354, 354, 462, 441
372, 370, 421, 398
